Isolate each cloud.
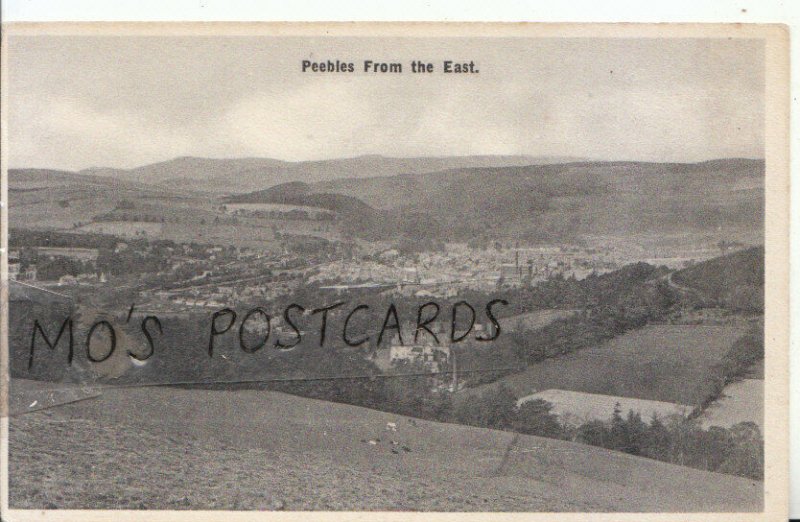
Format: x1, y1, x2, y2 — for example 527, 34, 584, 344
7, 37, 764, 170
222, 80, 373, 160
10, 96, 200, 170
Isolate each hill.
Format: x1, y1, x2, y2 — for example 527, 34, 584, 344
310, 158, 764, 241
224, 181, 377, 215
8, 168, 200, 230
462, 324, 751, 407
80, 155, 581, 194
222, 159, 763, 242
12, 157, 764, 243
671, 246, 764, 311
8, 381, 762, 511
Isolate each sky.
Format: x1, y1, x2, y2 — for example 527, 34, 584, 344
6, 35, 764, 170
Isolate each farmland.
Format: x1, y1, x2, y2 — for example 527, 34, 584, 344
8, 382, 761, 511
226, 202, 333, 217
76, 221, 165, 237
699, 379, 764, 430
463, 324, 753, 407
10, 188, 118, 229
8, 170, 347, 246
517, 390, 691, 427
503, 309, 577, 332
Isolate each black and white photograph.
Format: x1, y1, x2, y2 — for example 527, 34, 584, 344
0, 23, 790, 519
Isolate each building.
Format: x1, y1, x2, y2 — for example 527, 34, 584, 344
35, 247, 100, 261
9, 260, 21, 280
385, 324, 451, 373
9, 255, 37, 281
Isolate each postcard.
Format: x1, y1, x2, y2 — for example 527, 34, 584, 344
0, 23, 790, 521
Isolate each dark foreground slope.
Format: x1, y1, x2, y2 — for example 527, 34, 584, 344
9, 382, 761, 511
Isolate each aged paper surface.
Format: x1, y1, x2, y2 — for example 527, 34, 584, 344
0, 23, 790, 521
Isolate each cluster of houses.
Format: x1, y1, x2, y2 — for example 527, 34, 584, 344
7, 254, 37, 281
8, 247, 102, 283
310, 242, 625, 299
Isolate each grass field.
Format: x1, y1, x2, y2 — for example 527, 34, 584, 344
10, 191, 118, 229
699, 379, 764, 430
517, 390, 691, 427
226, 202, 330, 215
503, 309, 577, 332
77, 221, 165, 237
8, 381, 761, 511
8, 174, 339, 246
464, 324, 750, 407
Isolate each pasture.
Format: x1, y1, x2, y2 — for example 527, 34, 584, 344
77, 221, 164, 237
517, 389, 691, 427
464, 324, 750, 406
699, 379, 764, 430
8, 382, 761, 511
503, 309, 577, 332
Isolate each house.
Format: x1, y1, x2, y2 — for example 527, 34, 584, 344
9, 260, 21, 280
387, 329, 451, 373
58, 275, 78, 285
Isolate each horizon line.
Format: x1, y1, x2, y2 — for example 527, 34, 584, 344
7, 153, 766, 174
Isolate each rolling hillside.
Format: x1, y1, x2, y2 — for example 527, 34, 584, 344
12, 157, 764, 244
8, 168, 200, 230
309, 158, 764, 241
462, 324, 752, 406
221, 158, 763, 242
671, 246, 764, 311
224, 181, 378, 216
80, 155, 582, 194
9, 382, 762, 511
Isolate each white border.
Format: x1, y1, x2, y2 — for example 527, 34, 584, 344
0, 0, 795, 23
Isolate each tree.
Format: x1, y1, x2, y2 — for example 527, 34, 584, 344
384, 360, 446, 419
642, 414, 671, 461
514, 399, 565, 439
454, 385, 517, 430
620, 410, 648, 455
719, 422, 763, 480
576, 420, 609, 448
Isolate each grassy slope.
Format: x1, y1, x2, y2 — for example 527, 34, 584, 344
215, 159, 763, 241
12, 160, 764, 242
79, 155, 573, 193
8, 168, 203, 230
462, 324, 751, 406
311, 159, 764, 237
9, 382, 761, 511
672, 246, 764, 304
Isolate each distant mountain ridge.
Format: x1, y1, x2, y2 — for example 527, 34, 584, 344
79, 155, 586, 194
229, 157, 764, 242
10, 156, 764, 243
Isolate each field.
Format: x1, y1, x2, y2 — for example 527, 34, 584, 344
699, 379, 764, 430
8, 381, 761, 511
72, 218, 331, 247
518, 390, 691, 427
226, 202, 331, 215
10, 189, 118, 229
503, 309, 577, 332
76, 221, 164, 237
464, 324, 750, 406
7, 171, 342, 245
